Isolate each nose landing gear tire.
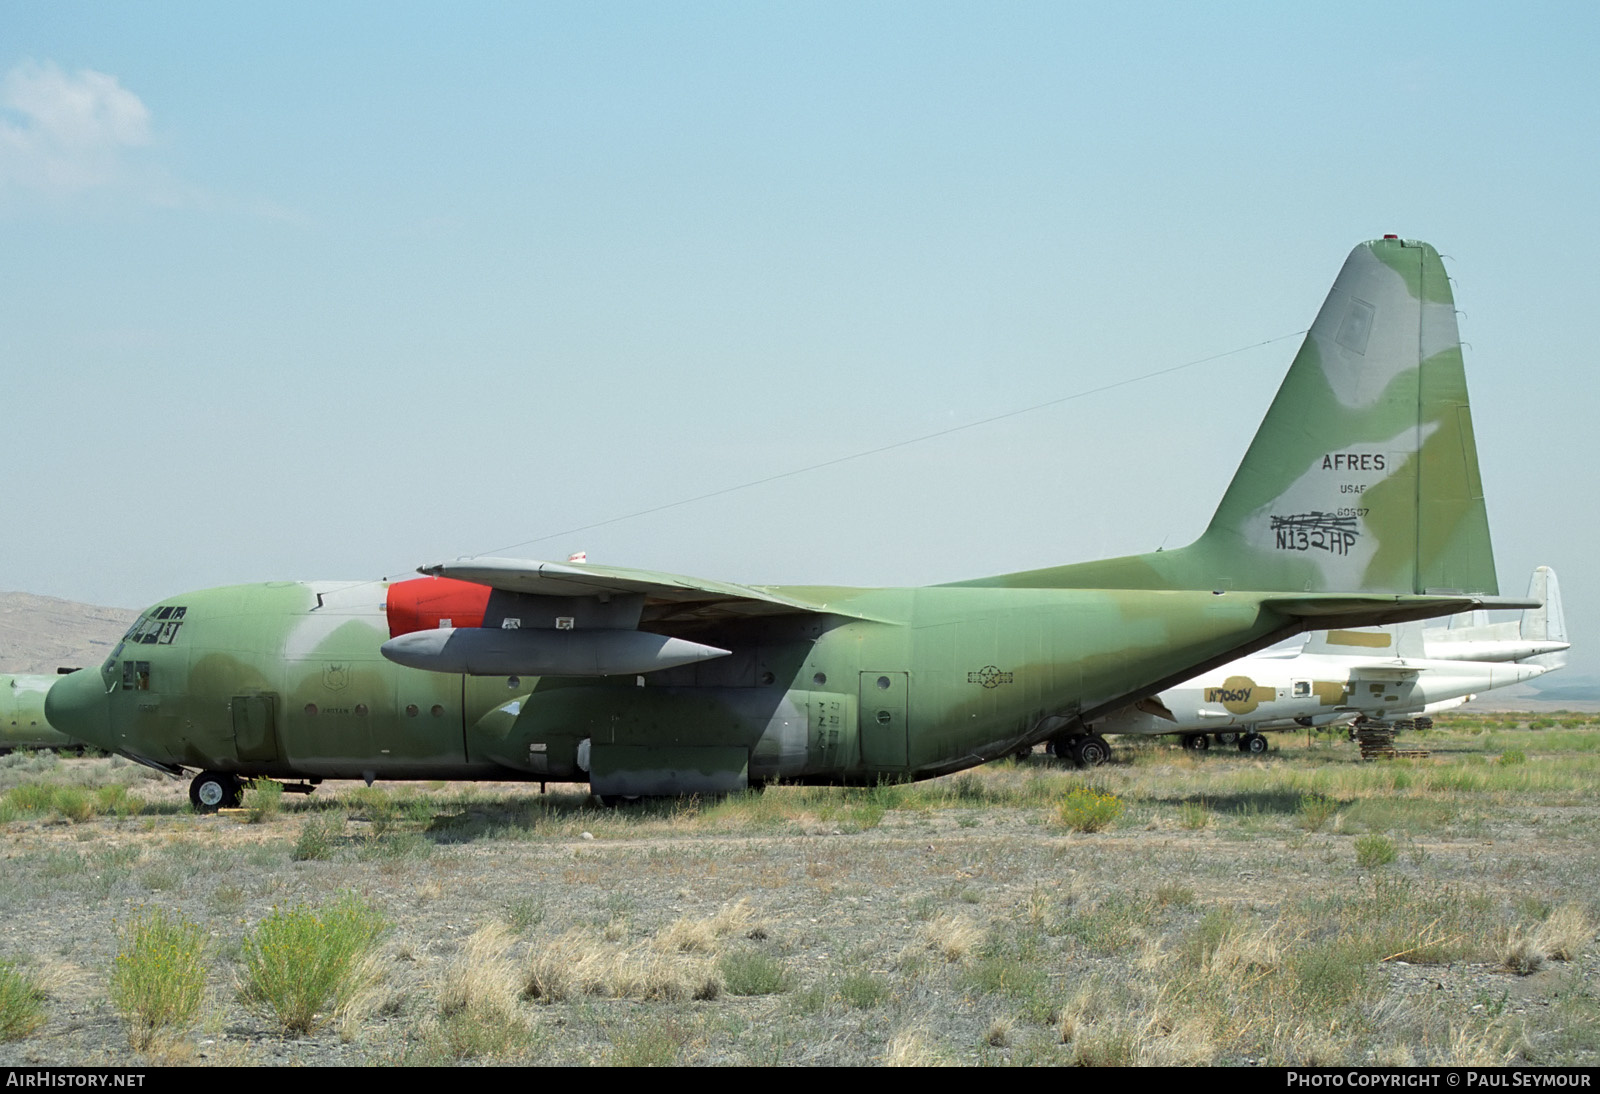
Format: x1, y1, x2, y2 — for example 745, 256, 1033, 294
190, 771, 242, 812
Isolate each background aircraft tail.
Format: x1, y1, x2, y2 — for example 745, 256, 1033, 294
962, 237, 1501, 599
1520, 566, 1568, 669
1421, 567, 1568, 667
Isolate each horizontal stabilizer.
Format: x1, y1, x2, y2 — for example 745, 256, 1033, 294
1266, 593, 1540, 628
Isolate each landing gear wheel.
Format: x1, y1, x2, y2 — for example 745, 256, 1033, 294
1214, 731, 1240, 746
189, 771, 241, 812
1071, 735, 1111, 768
595, 794, 643, 807
1240, 733, 1269, 755
1181, 733, 1210, 752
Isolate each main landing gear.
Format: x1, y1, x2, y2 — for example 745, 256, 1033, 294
1045, 734, 1112, 768
1182, 731, 1268, 754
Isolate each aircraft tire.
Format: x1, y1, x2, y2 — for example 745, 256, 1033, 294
1073, 735, 1111, 768
189, 771, 241, 812
1240, 733, 1269, 755
1214, 731, 1239, 746
1181, 733, 1210, 752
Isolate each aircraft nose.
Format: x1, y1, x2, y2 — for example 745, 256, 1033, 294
43, 669, 111, 749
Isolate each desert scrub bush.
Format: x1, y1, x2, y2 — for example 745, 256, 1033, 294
1496, 749, 1527, 767
7, 783, 96, 821
1296, 793, 1339, 831
1057, 787, 1123, 832
718, 949, 790, 995
108, 907, 206, 1050
1179, 799, 1211, 829
246, 778, 283, 823
0, 962, 45, 1041
1354, 834, 1398, 869
94, 784, 142, 817
837, 971, 893, 1009
291, 812, 343, 861
239, 893, 387, 1034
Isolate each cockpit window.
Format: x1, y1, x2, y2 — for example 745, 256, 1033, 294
121, 661, 151, 691
123, 606, 187, 646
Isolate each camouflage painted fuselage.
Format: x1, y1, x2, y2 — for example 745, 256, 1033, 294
53, 578, 1289, 789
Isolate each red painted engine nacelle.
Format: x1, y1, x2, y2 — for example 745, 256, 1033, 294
385, 576, 491, 639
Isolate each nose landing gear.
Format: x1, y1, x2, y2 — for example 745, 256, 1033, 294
189, 771, 242, 812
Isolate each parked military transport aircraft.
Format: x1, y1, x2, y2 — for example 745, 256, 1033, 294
46, 238, 1537, 808
0, 674, 76, 752
1077, 566, 1567, 755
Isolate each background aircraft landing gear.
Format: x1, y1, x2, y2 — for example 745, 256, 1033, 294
189, 771, 242, 812
1214, 731, 1240, 746
1239, 733, 1269, 755
1070, 734, 1111, 768
1181, 733, 1210, 751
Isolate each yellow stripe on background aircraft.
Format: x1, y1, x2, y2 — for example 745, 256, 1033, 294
45, 238, 1538, 809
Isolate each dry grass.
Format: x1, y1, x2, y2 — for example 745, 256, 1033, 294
1535, 902, 1595, 962
884, 1028, 944, 1066
917, 914, 985, 962
658, 898, 757, 953
438, 923, 519, 1019
524, 928, 720, 1004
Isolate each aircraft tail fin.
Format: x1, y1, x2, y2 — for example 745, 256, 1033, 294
1188, 237, 1495, 596
1521, 566, 1568, 669
956, 238, 1500, 600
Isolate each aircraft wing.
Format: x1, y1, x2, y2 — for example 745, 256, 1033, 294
418, 557, 878, 624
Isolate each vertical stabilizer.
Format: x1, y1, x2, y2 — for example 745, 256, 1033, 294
1521, 566, 1567, 669
1196, 238, 1496, 595
962, 239, 1500, 598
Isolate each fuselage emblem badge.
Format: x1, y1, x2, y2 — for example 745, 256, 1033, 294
968, 666, 1013, 689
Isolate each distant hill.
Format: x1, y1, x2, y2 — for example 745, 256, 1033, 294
0, 592, 139, 675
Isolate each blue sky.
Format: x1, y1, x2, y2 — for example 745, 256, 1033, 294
3, 3, 1597, 676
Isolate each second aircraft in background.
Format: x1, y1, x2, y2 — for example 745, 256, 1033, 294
1063, 567, 1568, 759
